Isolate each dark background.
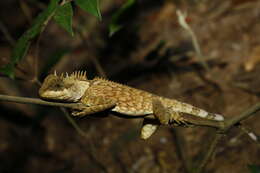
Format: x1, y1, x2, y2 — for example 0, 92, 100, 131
0, 0, 259, 172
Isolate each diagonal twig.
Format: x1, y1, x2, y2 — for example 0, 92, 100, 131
176, 10, 209, 71
195, 103, 260, 173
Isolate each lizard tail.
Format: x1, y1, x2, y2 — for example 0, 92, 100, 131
193, 109, 224, 121
184, 105, 224, 121
161, 98, 225, 121
181, 103, 225, 121
209, 113, 224, 121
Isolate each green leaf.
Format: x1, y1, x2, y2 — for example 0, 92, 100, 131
248, 165, 260, 173
109, 25, 123, 37
0, 64, 15, 79
54, 2, 74, 36
109, 0, 135, 37
75, 0, 101, 20
0, 0, 60, 78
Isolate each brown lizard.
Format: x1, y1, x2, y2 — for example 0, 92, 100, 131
39, 71, 224, 139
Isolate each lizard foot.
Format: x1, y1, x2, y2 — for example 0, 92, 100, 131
167, 110, 188, 126
140, 118, 159, 140
152, 99, 187, 126
71, 110, 87, 117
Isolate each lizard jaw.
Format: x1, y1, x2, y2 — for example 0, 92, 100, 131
40, 80, 90, 102
40, 89, 78, 102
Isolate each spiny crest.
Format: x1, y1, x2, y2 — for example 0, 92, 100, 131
94, 77, 131, 88
53, 70, 87, 80
70, 71, 87, 80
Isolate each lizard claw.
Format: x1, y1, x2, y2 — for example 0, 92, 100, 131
71, 110, 86, 117
72, 111, 80, 116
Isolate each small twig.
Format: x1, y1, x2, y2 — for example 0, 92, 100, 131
32, 32, 44, 84
60, 107, 87, 137
195, 103, 260, 173
0, 20, 15, 46
195, 133, 223, 173
176, 10, 209, 71
223, 102, 260, 130
75, 25, 107, 78
171, 128, 191, 173
237, 124, 259, 145
19, 0, 33, 23
60, 0, 73, 6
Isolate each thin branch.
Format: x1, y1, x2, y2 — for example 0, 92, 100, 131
75, 23, 107, 78
195, 103, 260, 173
60, 107, 87, 137
1, 94, 259, 132
195, 133, 223, 173
176, 10, 209, 71
171, 128, 191, 173
0, 20, 15, 46
237, 124, 259, 144
0, 94, 82, 109
32, 31, 43, 84
60, 0, 74, 6
223, 102, 260, 131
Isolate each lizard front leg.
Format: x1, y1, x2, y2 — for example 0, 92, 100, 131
72, 95, 116, 117
152, 99, 187, 126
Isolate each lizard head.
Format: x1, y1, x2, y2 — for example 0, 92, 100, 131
39, 71, 90, 102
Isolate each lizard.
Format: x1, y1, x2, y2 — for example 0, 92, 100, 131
39, 71, 224, 139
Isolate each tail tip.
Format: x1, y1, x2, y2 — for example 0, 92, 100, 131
214, 114, 224, 121
248, 132, 258, 141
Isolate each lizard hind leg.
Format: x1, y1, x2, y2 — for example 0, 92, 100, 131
152, 99, 187, 126
141, 117, 160, 140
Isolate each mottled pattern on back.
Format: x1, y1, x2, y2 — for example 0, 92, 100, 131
84, 78, 217, 120
85, 78, 155, 115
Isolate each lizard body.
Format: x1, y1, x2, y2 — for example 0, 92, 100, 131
83, 77, 222, 119
39, 71, 224, 139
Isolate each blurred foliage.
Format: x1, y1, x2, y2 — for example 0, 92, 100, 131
0, 0, 101, 78
54, 2, 74, 36
248, 165, 260, 173
75, 0, 101, 20
0, 0, 60, 78
109, 0, 136, 37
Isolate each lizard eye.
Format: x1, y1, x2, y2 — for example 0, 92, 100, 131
54, 83, 62, 88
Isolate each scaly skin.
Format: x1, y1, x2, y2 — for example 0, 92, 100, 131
85, 78, 222, 120
39, 71, 224, 139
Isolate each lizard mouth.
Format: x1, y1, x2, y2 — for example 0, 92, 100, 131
40, 90, 69, 101
40, 89, 82, 102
